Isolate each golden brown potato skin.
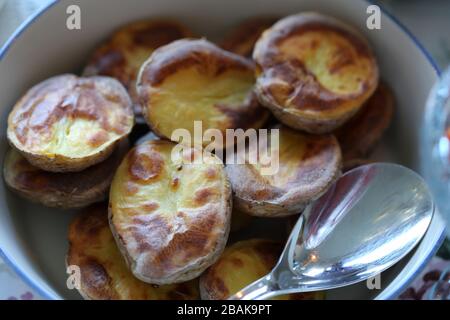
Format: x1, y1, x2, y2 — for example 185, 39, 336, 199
137, 39, 269, 149
200, 239, 325, 300
134, 131, 160, 146
335, 83, 394, 165
253, 12, 379, 133
219, 17, 278, 57
7, 74, 134, 172
83, 20, 192, 122
226, 125, 341, 217
3, 140, 128, 209
109, 140, 232, 285
67, 203, 199, 300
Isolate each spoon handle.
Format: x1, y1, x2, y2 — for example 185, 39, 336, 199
228, 275, 280, 300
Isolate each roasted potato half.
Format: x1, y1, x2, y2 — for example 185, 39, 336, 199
67, 203, 199, 300
253, 12, 379, 133
7, 74, 134, 172
226, 125, 341, 217
3, 140, 128, 209
137, 39, 269, 149
219, 17, 278, 57
109, 140, 232, 284
83, 20, 192, 123
200, 239, 325, 300
335, 83, 394, 164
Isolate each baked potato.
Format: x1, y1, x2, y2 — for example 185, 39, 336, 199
109, 140, 232, 284
200, 239, 325, 300
7, 74, 134, 172
335, 83, 394, 164
137, 39, 269, 149
226, 125, 341, 217
219, 17, 278, 57
253, 12, 379, 133
67, 203, 199, 300
3, 140, 128, 209
83, 20, 192, 123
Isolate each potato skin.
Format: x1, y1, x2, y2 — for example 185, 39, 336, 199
7, 74, 134, 172
200, 239, 325, 300
226, 125, 342, 217
3, 140, 128, 209
67, 203, 199, 300
137, 39, 269, 149
83, 20, 192, 123
219, 17, 278, 57
335, 83, 394, 165
253, 12, 379, 133
109, 140, 232, 285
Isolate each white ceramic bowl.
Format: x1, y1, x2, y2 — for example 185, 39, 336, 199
0, 0, 446, 300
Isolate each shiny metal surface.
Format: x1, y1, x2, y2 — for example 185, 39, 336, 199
421, 66, 450, 239
230, 163, 435, 300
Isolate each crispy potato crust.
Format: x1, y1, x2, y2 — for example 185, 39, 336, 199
226, 125, 341, 217
83, 20, 192, 122
7, 74, 134, 172
200, 239, 325, 300
3, 140, 128, 209
109, 140, 232, 284
335, 83, 394, 164
137, 39, 269, 149
67, 203, 199, 300
219, 17, 278, 57
253, 12, 379, 133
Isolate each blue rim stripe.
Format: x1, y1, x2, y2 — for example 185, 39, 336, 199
0, 0, 59, 61
366, 0, 441, 76
0, 0, 445, 300
381, 229, 447, 300
0, 245, 58, 300
0, 0, 60, 300
365, 0, 444, 300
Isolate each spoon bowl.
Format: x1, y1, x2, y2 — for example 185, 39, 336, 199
230, 163, 435, 300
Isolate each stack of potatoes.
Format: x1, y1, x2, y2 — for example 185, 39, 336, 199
3, 13, 394, 300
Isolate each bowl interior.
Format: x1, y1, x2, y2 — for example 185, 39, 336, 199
0, 0, 444, 300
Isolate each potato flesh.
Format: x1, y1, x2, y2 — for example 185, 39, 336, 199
217, 244, 275, 297
42, 118, 117, 158
148, 66, 255, 146
70, 209, 199, 299
110, 142, 228, 275
111, 144, 224, 218
203, 240, 323, 300
279, 31, 374, 95
85, 225, 166, 299
250, 128, 307, 188
9, 75, 133, 160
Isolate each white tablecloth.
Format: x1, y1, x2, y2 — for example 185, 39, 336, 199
0, 0, 449, 300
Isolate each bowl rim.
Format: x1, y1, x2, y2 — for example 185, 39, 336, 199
0, 0, 444, 300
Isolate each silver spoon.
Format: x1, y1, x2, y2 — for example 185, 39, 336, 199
230, 163, 434, 300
